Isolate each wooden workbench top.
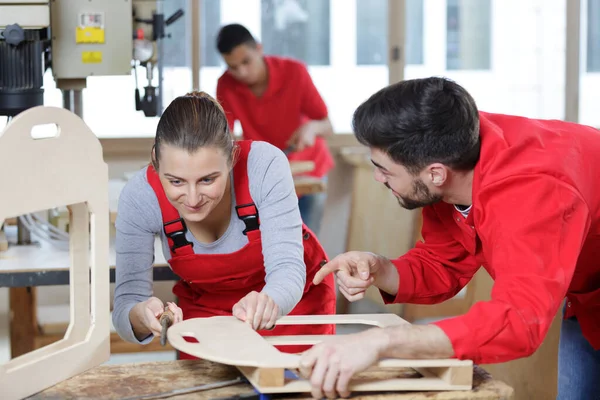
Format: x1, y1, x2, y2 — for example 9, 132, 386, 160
30, 359, 514, 399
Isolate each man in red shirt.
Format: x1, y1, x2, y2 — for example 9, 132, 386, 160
299, 77, 600, 399
214, 24, 334, 235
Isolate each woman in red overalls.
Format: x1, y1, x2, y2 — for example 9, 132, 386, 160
116, 91, 336, 358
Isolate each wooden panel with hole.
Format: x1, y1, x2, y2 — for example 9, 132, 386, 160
0, 106, 111, 400
167, 314, 474, 394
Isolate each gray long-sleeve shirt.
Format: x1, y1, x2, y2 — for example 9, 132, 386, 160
112, 141, 306, 344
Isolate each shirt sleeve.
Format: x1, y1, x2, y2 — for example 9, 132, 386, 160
247, 141, 306, 315
380, 205, 481, 305
216, 78, 237, 132
112, 170, 163, 344
298, 64, 328, 121
434, 174, 591, 364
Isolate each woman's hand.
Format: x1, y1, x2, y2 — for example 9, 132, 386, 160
232, 291, 280, 330
130, 297, 183, 341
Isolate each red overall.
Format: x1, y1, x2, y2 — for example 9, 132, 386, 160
146, 140, 336, 359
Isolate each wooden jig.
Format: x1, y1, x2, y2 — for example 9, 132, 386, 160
0, 106, 110, 400
167, 314, 474, 394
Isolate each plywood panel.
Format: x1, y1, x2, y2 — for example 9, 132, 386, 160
0, 106, 110, 400
167, 315, 474, 394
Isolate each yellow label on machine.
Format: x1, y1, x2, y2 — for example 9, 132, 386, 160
82, 51, 102, 64
76, 27, 105, 44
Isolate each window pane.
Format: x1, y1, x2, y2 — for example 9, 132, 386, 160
260, 0, 330, 66
446, 0, 491, 70
406, 0, 424, 65
201, 0, 222, 67
356, 0, 386, 65
163, 0, 189, 68
356, 0, 423, 65
588, 0, 600, 72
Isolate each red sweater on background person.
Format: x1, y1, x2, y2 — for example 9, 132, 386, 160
216, 55, 334, 179
382, 112, 600, 364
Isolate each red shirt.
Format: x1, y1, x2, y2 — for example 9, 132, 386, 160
383, 112, 600, 364
216, 56, 334, 178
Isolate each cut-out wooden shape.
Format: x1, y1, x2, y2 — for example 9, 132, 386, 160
0, 106, 110, 400
167, 314, 473, 394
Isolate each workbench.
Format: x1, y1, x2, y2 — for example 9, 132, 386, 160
30, 359, 514, 399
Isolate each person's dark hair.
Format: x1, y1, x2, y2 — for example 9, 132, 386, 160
216, 23, 257, 54
352, 77, 481, 175
152, 91, 235, 170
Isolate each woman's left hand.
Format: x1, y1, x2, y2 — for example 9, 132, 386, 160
232, 291, 280, 330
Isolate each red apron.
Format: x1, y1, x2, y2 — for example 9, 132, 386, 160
146, 140, 336, 358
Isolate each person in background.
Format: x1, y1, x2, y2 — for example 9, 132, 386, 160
112, 91, 336, 358
215, 23, 334, 235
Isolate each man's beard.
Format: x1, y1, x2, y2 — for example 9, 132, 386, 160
385, 179, 442, 210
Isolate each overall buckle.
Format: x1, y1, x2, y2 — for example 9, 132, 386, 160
235, 203, 260, 235
163, 218, 192, 252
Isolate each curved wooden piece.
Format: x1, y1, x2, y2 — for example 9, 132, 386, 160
0, 106, 110, 400
168, 316, 299, 368
167, 314, 472, 371
168, 314, 407, 368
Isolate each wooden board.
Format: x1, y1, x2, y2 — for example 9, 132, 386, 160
167, 314, 474, 394
289, 161, 315, 176
30, 359, 514, 400
0, 106, 111, 400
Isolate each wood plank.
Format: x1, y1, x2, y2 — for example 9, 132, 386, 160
294, 177, 326, 197
9, 286, 37, 358
30, 359, 514, 399
3, 217, 17, 226
289, 161, 315, 176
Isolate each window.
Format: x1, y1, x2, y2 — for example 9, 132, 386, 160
588, 0, 600, 72
356, 0, 424, 65
201, 0, 222, 67
163, 0, 189, 68
260, 0, 330, 66
446, 0, 491, 70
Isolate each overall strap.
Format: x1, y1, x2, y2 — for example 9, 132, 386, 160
146, 165, 194, 257
233, 140, 261, 241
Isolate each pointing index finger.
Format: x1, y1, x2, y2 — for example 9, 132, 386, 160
313, 257, 344, 285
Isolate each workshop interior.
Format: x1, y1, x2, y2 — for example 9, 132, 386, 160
1, 0, 599, 399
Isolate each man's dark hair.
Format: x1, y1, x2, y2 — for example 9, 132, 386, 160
216, 23, 257, 54
352, 77, 481, 174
